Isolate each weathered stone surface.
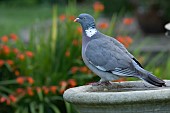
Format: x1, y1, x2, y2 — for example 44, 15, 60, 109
64, 80, 170, 113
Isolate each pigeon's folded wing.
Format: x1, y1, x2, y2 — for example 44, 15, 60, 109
85, 38, 138, 77
108, 36, 143, 68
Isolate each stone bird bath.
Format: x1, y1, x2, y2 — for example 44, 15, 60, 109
64, 80, 170, 113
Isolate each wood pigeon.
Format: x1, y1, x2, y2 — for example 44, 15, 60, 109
74, 13, 166, 87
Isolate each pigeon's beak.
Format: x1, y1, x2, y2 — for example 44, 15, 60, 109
74, 18, 80, 22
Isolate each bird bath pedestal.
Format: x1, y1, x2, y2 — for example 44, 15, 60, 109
64, 80, 170, 113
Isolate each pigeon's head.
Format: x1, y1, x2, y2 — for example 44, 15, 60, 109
74, 13, 96, 30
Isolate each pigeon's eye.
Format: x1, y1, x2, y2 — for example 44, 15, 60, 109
83, 17, 86, 20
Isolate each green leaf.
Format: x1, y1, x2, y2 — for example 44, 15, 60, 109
65, 101, 71, 113
39, 104, 44, 113
30, 102, 36, 113
15, 107, 21, 113
0, 80, 17, 85
0, 86, 13, 93
49, 103, 61, 113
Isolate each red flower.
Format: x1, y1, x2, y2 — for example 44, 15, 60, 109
17, 54, 25, 61
116, 36, 133, 48
0, 60, 4, 67
13, 48, 19, 54
16, 77, 25, 85
59, 89, 65, 94
69, 15, 75, 21
98, 22, 109, 29
6, 60, 14, 66
14, 70, 20, 76
72, 39, 79, 46
9, 95, 17, 103
93, 1, 104, 12
68, 79, 77, 87
16, 88, 24, 94
59, 14, 66, 21
50, 86, 58, 94
27, 77, 34, 84
42, 86, 49, 95
123, 18, 134, 25
71, 66, 79, 74
36, 87, 41, 93
10, 33, 18, 41
0, 97, 6, 103
60, 81, 67, 87
1, 35, 8, 42
80, 66, 88, 73
2, 45, 10, 55
65, 50, 70, 57
25, 51, 34, 58
76, 26, 82, 35
27, 87, 34, 96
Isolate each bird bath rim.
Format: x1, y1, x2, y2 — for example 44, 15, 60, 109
63, 80, 170, 105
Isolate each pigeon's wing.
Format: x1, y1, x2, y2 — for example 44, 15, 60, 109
106, 35, 143, 68
85, 38, 138, 77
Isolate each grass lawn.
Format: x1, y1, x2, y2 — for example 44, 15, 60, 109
0, 5, 52, 36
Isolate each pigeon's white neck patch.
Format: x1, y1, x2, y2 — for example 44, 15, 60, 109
85, 27, 97, 37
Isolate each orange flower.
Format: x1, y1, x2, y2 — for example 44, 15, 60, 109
13, 48, 19, 54
71, 66, 79, 74
6, 98, 10, 105
98, 22, 109, 29
0, 97, 6, 103
16, 88, 24, 94
1, 35, 8, 42
93, 1, 104, 12
36, 87, 41, 93
27, 77, 34, 84
2, 45, 10, 55
68, 79, 77, 87
9, 95, 17, 103
72, 39, 79, 46
80, 66, 88, 73
77, 26, 82, 35
0, 60, 4, 67
60, 81, 67, 87
59, 89, 65, 94
25, 51, 34, 58
59, 14, 66, 21
17, 54, 25, 61
10, 33, 18, 41
14, 70, 20, 76
116, 36, 133, 48
65, 50, 70, 57
42, 86, 49, 94
123, 18, 134, 25
50, 86, 58, 94
6, 60, 14, 66
27, 87, 34, 96
69, 15, 75, 21
16, 77, 25, 85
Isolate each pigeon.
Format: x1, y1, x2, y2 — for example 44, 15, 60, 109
74, 13, 166, 87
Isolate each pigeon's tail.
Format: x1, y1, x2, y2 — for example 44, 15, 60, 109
141, 73, 166, 87
132, 60, 166, 87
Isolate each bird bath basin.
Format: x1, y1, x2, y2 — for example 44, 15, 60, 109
64, 80, 170, 113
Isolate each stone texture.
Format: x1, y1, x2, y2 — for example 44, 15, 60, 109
63, 80, 170, 113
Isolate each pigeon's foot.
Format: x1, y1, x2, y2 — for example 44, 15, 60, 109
89, 81, 111, 86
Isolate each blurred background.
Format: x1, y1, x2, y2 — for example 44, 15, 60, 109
0, 0, 170, 113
